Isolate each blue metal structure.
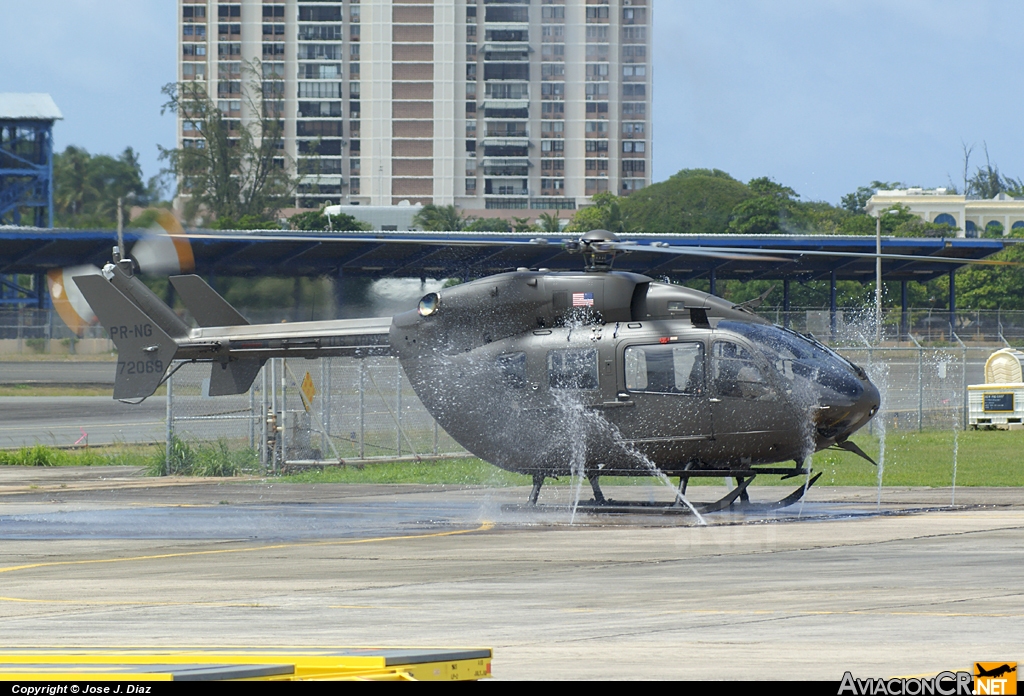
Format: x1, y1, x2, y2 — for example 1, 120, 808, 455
0, 94, 62, 307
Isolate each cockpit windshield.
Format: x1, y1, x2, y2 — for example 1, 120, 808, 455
718, 321, 863, 397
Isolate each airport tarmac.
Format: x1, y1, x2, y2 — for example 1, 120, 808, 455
0, 467, 1020, 680
0, 396, 165, 448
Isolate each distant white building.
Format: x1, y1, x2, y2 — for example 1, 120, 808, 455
866, 188, 1024, 237
324, 202, 422, 231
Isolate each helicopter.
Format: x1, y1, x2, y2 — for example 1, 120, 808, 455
70, 227, 1004, 512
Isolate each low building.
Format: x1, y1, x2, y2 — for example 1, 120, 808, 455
866, 188, 1024, 237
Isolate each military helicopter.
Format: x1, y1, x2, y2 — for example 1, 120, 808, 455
70, 227, 1000, 512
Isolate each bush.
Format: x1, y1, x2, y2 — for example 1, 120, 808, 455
153, 437, 258, 477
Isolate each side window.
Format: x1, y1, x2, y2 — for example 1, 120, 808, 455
496, 352, 527, 389
712, 341, 772, 400
548, 349, 599, 390
625, 342, 704, 394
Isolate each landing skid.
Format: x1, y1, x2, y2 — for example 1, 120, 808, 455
505, 472, 822, 516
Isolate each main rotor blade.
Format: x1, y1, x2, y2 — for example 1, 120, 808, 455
172, 231, 1018, 267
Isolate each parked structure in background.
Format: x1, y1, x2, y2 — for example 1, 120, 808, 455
867, 188, 1024, 237
177, 0, 651, 215
0, 93, 61, 307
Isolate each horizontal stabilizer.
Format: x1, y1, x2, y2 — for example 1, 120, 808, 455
209, 359, 265, 396
73, 275, 178, 400
170, 275, 249, 327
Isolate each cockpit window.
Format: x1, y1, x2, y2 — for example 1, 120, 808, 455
625, 342, 704, 395
717, 321, 863, 397
712, 341, 773, 400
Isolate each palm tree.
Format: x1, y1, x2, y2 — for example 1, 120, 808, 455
538, 212, 562, 233
412, 204, 467, 231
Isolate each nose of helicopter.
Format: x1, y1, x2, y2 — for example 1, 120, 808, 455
814, 371, 881, 445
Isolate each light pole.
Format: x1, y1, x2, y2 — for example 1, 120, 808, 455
875, 208, 898, 342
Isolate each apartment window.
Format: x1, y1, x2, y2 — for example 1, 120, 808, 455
586, 64, 609, 80
586, 102, 609, 114
298, 101, 342, 117
183, 25, 207, 39
298, 6, 342, 21
541, 179, 565, 191
585, 159, 609, 172
183, 6, 206, 19
262, 5, 284, 18
585, 83, 610, 97
541, 102, 565, 115
299, 63, 338, 79
262, 44, 285, 58
541, 121, 564, 135
218, 5, 241, 18
350, 5, 360, 22
586, 26, 608, 40
541, 44, 565, 59
298, 82, 342, 99
299, 44, 341, 60
541, 83, 565, 99
350, 158, 360, 174
218, 62, 241, 79
349, 121, 360, 137
219, 23, 241, 37
586, 45, 609, 60
183, 44, 207, 57
622, 122, 645, 136
585, 121, 609, 134
622, 27, 647, 42
623, 65, 647, 78
263, 23, 285, 36
349, 82, 360, 98
540, 140, 564, 153
541, 159, 565, 171
586, 7, 609, 19
466, 178, 477, 192
486, 6, 529, 22
622, 160, 646, 173
350, 178, 360, 195
622, 141, 647, 153
351, 24, 360, 40
542, 25, 564, 39
585, 140, 609, 152
298, 24, 343, 40
467, 24, 477, 38
541, 6, 565, 20
486, 83, 528, 100
218, 43, 241, 56
541, 64, 565, 79
623, 84, 646, 97
623, 8, 648, 24
349, 140, 360, 153
296, 121, 344, 138
623, 45, 647, 61
622, 102, 647, 116
485, 63, 530, 80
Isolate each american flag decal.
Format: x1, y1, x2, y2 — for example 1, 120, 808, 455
572, 292, 594, 307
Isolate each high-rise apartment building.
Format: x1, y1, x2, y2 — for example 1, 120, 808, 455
178, 0, 651, 214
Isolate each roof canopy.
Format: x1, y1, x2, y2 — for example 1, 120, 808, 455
0, 93, 63, 121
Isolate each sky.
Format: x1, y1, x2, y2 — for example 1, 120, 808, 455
5, 1, 1024, 205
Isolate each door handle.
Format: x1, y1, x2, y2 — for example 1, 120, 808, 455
709, 398, 722, 403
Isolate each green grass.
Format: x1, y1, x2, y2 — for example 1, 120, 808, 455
0, 444, 160, 467
278, 430, 1024, 488
4, 430, 1021, 487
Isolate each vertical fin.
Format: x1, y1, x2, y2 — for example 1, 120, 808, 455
169, 275, 249, 327
209, 359, 265, 396
73, 275, 179, 400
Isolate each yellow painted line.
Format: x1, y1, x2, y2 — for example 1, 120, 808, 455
600, 608, 1024, 619
327, 605, 412, 610
0, 521, 494, 577
0, 596, 263, 607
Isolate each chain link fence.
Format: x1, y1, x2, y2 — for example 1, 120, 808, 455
166, 356, 468, 471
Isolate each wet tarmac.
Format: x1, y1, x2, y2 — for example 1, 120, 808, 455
0, 467, 1021, 680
